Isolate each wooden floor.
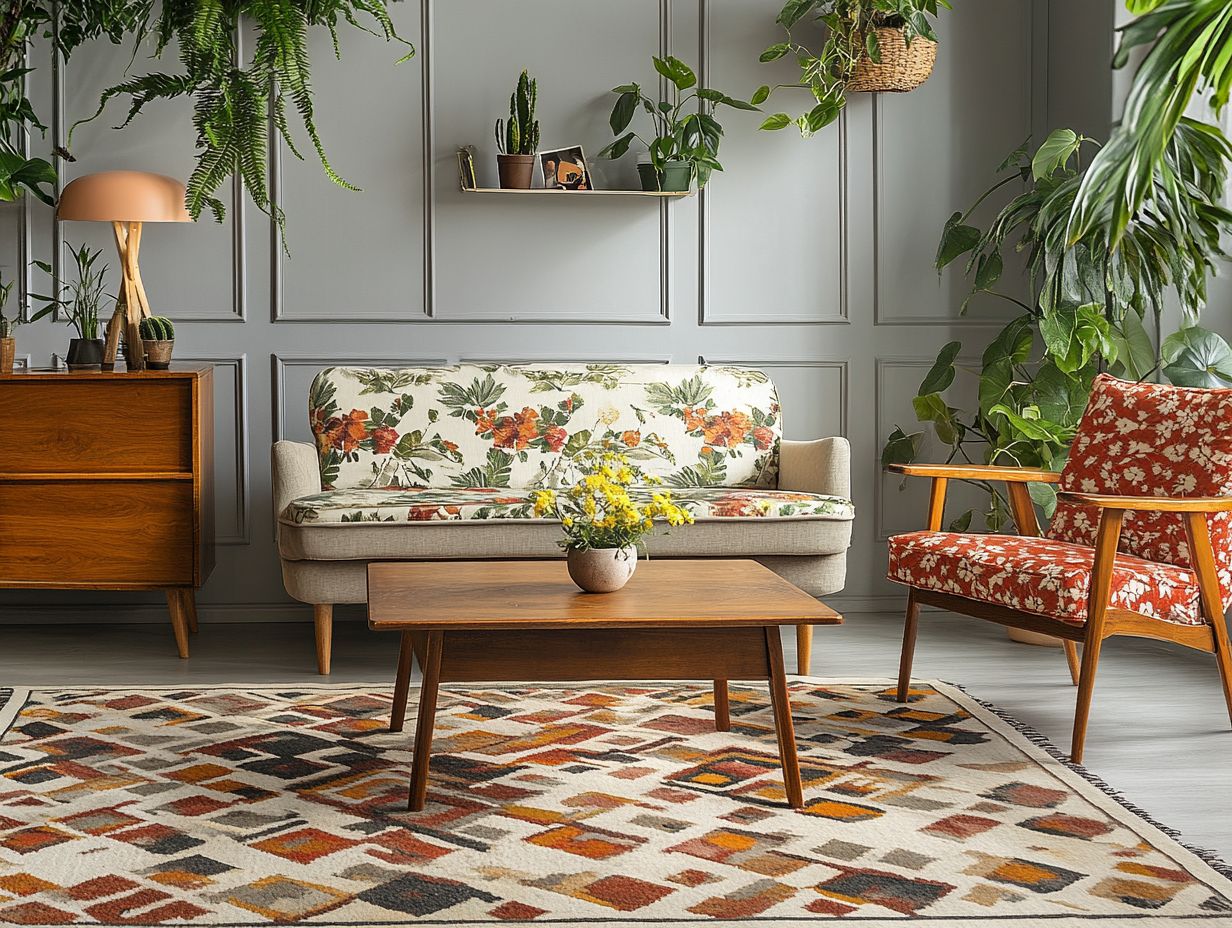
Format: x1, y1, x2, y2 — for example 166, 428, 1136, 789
2, 611, 1229, 859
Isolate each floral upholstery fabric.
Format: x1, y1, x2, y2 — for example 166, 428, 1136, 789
887, 531, 1204, 625
1045, 374, 1232, 614
284, 486, 855, 525
309, 364, 782, 492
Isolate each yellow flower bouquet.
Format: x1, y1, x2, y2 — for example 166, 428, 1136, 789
533, 450, 693, 591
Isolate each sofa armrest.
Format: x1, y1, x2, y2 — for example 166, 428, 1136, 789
779, 437, 851, 499
273, 441, 322, 542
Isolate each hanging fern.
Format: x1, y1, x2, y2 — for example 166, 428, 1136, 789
64, 0, 413, 238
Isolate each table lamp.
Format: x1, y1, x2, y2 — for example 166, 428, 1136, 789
57, 171, 191, 371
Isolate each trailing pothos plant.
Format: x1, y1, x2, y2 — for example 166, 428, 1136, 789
756, 0, 949, 137
883, 123, 1232, 531
68, 0, 413, 237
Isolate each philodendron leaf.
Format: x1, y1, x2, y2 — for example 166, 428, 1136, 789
610, 91, 639, 135
751, 85, 771, 105
1027, 480, 1058, 519
1110, 310, 1156, 380
912, 393, 960, 446
1162, 326, 1232, 387
918, 340, 961, 396
974, 251, 1003, 291
882, 425, 923, 466
936, 212, 981, 270
760, 42, 790, 62
988, 403, 1068, 443
948, 509, 974, 532
1031, 128, 1082, 179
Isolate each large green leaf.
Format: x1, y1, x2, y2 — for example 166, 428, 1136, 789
1162, 325, 1232, 387
1040, 303, 1116, 374
881, 425, 923, 466
917, 341, 961, 397
912, 393, 960, 446
1109, 311, 1156, 380
936, 212, 981, 270
1031, 128, 1082, 179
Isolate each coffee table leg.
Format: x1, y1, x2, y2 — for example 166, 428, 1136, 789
408, 631, 444, 812
764, 627, 804, 809
390, 631, 415, 733
713, 681, 730, 732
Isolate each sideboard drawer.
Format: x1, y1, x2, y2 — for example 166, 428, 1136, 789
0, 380, 192, 474
0, 480, 194, 586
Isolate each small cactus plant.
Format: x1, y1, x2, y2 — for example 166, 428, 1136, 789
139, 316, 175, 341
0, 314, 11, 339
495, 70, 539, 155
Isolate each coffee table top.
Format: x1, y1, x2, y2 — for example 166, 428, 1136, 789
367, 559, 842, 631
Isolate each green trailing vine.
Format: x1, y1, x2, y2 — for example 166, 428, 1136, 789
67, 0, 414, 239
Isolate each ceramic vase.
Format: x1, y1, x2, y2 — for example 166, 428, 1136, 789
566, 546, 638, 593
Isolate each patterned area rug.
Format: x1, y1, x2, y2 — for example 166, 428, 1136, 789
0, 681, 1230, 926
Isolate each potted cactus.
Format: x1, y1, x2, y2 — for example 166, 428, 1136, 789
0, 271, 16, 374
139, 316, 175, 370
495, 70, 540, 189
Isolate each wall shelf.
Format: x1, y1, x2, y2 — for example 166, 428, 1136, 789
460, 186, 692, 198
457, 147, 692, 199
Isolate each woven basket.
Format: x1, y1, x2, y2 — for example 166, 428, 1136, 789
847, 26, 937, 93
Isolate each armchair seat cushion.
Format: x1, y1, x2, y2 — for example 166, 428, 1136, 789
284, 485, 855, 525
887, 531, 1204, 626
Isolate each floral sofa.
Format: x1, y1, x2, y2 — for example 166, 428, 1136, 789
272, 364, 854, 673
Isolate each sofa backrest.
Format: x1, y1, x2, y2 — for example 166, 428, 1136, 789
309, 364, 781, 491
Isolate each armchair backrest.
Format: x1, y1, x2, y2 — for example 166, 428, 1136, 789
1047, 373, 1232, 608
308, 363, 781, 492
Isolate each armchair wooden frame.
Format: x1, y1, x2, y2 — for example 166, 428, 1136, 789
887, 463, 1232, 764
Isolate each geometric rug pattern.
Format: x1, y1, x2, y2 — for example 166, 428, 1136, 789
1, 681, 1230, 925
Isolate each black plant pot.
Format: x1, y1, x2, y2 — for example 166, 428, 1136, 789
66, 338, 104, 370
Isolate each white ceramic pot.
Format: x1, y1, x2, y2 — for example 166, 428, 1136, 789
566, 546, 638, 593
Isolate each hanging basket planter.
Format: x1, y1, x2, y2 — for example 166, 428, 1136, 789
847, 26, 937, 94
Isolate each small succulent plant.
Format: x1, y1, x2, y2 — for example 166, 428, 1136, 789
139, 315, 175, 341
495, 70, 539, 156
0, 270, 15, 338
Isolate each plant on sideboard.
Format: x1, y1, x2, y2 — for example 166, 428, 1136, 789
757, 0, 949, 138
30, 243, 112, 371
139, 316, 176, 371
882, 123, 1232, 531
65, 0, 413, 240
494, 70, 540, 190
0, 269, 19, 374
532, 450, 693, 593
598, 56, 758, 192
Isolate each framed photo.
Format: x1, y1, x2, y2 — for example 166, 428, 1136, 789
539, 145, 594, 191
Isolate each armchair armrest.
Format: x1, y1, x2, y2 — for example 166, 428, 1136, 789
1056, 491, 1232, 513
780, 437, 850, 499
886, 463, 1060, 483
272, 440, 323, 544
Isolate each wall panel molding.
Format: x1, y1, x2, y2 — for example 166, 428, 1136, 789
180, 354, 251, 544
697, 3, 848, 326
271, 354, 450, 441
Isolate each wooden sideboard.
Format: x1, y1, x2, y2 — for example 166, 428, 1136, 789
0, 365, 215, 657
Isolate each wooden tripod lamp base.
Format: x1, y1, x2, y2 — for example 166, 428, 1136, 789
56, 172, 192, 372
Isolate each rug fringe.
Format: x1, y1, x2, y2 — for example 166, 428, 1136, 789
946, 679, 1232, 881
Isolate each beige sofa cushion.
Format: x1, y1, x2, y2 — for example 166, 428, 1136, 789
278, 516, 853, 562
283, 485, 855, 525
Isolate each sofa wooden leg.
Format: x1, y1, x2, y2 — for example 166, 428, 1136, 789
314, 604, 333, 675
896, 591, 920, 702
795, 625, 813, 676
1070, 632, 1104, 765
1063, 641, 1080, 686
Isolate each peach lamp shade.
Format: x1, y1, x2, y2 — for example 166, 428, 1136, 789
56, 171, 191, 223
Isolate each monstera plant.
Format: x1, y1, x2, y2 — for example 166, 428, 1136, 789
883, 123, 1232, 531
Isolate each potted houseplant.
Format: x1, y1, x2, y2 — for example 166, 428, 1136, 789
494, 70, 540, 189
139, 315, 175, 369
31, 243, 111, 370
599, 56, 757, 192
532, 450, 693, 593
758, 0, 949, 138
0, 270, 18, 374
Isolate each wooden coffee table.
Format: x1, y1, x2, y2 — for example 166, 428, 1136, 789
367, 559, 841, 811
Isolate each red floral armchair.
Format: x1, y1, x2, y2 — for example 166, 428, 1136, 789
886, 374, 1232, 763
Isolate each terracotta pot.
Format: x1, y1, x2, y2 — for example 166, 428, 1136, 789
145, 339, 174, 371
567, 546, 638, 593
0, 337, 13, 374
497, 153, 536, 190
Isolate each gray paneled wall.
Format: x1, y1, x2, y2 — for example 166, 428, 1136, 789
0, 0, 1070, 621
